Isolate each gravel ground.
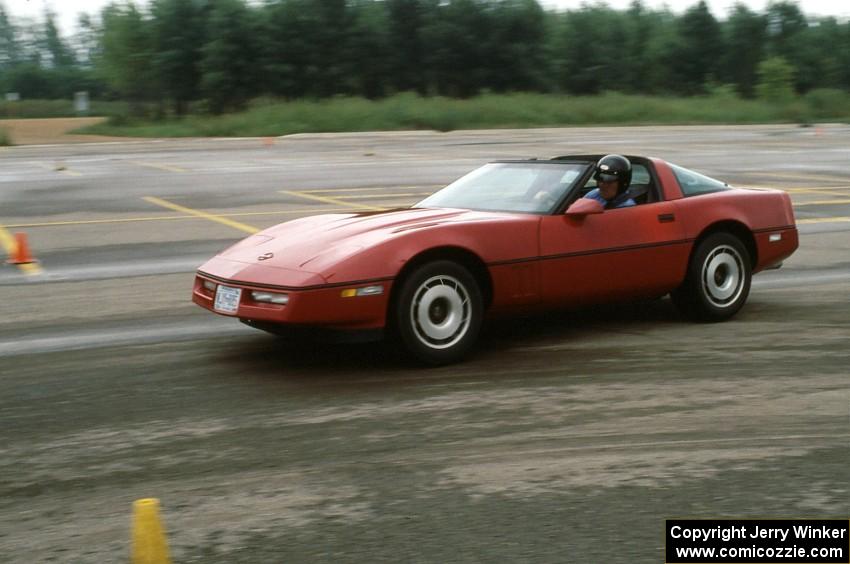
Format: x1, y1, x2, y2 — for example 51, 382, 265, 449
0, 117, 127, 145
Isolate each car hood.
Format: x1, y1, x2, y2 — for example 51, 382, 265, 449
206, 207, 506, 279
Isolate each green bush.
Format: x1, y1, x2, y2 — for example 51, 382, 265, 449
704, 83, 740, 101
756, 57, 796, 103
0, 128, 11, 146
73, 91, 850, 139
803, 88, 850, 120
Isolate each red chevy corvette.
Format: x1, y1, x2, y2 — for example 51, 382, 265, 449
193, 155, 798, 364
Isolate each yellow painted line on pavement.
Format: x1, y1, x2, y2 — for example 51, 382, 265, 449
759, 172, 850, 184
143, 197, 259, 234
793, 199, 850, 207
16, 262, 43, 275
10, 262, 43, 274
299, 185, 442, 194
2, 208, 354, 229
789, 189, 850, 197
0, 224, 43, 275
343, 192, 431, 200
779, 186, 850, 198
281, 190, 386, 212
787, 190, 850, 198
783, 185, 850, 192
797, 216, 850, 225
134, 161, 186, 173
6, 215, 199, 228
737, 185, 850, 197
300, 187, 403, 193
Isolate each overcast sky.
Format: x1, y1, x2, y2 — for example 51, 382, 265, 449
6, 0, 850, 36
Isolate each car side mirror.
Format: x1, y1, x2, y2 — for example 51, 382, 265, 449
565, 198, 604, 217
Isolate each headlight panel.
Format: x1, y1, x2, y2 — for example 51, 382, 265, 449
251, 291, 289, 305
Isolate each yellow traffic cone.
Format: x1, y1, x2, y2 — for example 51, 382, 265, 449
131, 498, 172, 564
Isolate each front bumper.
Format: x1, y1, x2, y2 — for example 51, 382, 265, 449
192, 272, 392, 331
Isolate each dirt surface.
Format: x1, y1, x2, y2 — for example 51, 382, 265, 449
0, 117, 130, 145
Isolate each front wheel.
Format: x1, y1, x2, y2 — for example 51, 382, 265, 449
393, 260, 483, 365
671, 232, 752, 322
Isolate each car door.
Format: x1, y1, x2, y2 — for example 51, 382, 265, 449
537, 200, 689, 307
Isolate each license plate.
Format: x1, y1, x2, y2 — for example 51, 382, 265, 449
214, 285, 242, 314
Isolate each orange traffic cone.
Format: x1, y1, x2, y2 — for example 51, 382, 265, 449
6, 232, 37, 265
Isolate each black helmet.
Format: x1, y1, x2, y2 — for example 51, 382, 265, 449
594, 154, 632, 194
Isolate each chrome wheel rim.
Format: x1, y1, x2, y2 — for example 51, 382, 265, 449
701, 245, 745, 308
410, 275, 471, 350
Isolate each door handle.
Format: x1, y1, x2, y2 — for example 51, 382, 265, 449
657, 213, 675, 223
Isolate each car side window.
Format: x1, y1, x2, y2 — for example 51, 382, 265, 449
579, 163, 654, 205
670, 164, 731, 196
631, 165, 651, 185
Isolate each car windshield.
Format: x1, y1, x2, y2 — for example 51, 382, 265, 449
415, 162, 589, 214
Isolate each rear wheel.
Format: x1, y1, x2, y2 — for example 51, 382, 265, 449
393, 260, 483, 365
671, 232, 751, 322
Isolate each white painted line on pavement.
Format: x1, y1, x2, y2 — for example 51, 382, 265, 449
0, 320, 254, 358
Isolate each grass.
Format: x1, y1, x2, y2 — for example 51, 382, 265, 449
41, 90, 850, 138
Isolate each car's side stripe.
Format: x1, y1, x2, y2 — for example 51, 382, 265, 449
752, 225, 797, 234
488, 224, 797, 267
487, 239, 695, 267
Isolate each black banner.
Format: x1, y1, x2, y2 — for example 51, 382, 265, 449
666, 519, 849, 563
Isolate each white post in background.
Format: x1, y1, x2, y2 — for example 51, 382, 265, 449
74, 91, 89, 115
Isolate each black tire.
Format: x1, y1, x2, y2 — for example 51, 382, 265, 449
392, 260, 483, 365
671, 232, 752, 322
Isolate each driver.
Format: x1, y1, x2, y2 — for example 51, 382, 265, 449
584, 154, 636, 209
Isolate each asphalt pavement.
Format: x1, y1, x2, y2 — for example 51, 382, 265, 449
0, 125, 847, 563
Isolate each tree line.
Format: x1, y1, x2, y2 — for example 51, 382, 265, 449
0, 0, 848, 115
